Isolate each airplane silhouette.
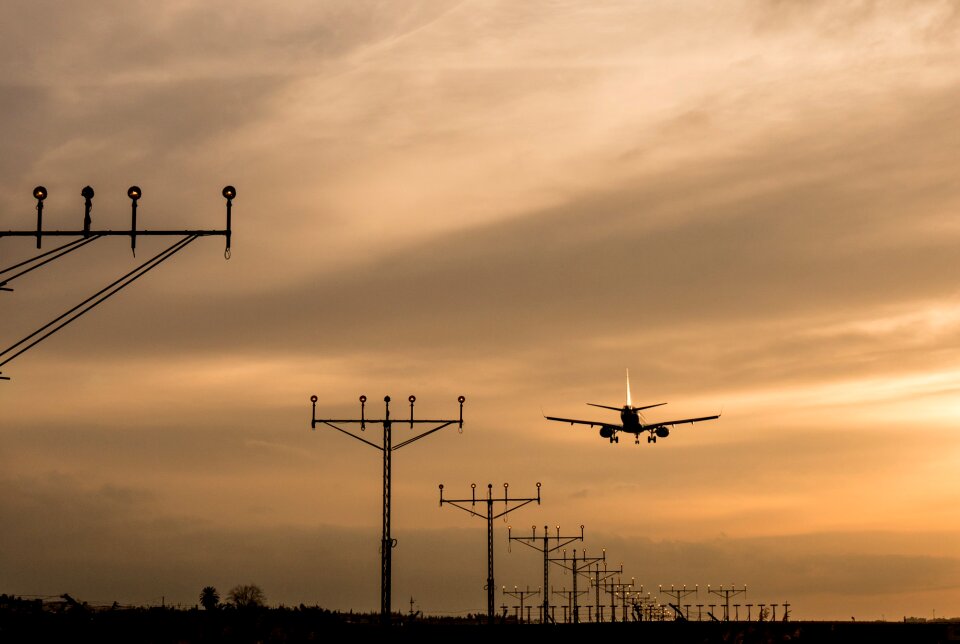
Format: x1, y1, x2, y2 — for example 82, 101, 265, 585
544, 370, 720, 444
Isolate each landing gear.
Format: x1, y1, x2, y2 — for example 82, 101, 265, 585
647, 435, 656, 443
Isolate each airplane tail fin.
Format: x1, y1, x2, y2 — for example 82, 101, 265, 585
626, 368, 632, 408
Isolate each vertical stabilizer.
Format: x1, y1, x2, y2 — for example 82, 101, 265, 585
626, 368, 632, 409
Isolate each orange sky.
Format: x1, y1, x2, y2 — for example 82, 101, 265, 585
2, 0, 960, 620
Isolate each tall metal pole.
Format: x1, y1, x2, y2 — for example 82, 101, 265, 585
312, 393, 465, 625
487, 490, 494, 617
543, 530, 549, 620
381, 402, 392, 621
439, 483, 541, 624
594, 565, 600, 622
572, 550, 578, 622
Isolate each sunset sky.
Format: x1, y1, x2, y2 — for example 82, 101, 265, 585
2, 0, 960, 620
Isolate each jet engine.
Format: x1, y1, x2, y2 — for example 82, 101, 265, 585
599, 426, 615, 438
655, 427, 670, 438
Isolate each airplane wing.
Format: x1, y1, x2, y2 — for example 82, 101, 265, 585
544, 414, 619, 429
644, 413, 720, 430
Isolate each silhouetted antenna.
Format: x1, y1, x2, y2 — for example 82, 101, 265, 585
311, 393, 464, 626
550, 547, 605, 623
0, 185, 235, 380
439, 482, 540, 624
407, 596, 420, 620
508, 524, 583, 624
502, 585, 539, 624
707, 584, 746, 621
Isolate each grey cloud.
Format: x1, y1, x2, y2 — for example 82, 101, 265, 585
26, 83, 959, 353
3, 474, 958, 612
6, 78, 960, 405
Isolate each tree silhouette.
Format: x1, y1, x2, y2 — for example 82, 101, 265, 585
227, 584, 265, 609
199, 586, 220, 611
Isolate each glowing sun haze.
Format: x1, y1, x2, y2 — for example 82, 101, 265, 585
2, 0, 960, 620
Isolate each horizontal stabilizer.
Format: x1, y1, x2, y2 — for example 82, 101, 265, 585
634, 402, 667, 411
586, 403, 622, 412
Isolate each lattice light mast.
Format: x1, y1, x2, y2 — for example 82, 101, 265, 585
311, 393, 465, 625
439, 482, 540, 624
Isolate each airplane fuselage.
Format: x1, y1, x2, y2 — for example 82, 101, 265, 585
621, 408, 641, 431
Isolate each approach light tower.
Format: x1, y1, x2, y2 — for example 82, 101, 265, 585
660, 585, 698, 621
502, 586, 540, 623
589, 561, 623, 622
708, 584, 746, 621
508, 524, 584, 623
439, 482, 541, 623
550, 547, 606, 623
0, 185, 235, 380
310, 394, 465, 625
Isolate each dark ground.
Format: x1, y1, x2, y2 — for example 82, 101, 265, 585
3, 606, 960, 644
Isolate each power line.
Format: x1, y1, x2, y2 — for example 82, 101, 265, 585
0, 185, 236, 380
0, 235, 199, 369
